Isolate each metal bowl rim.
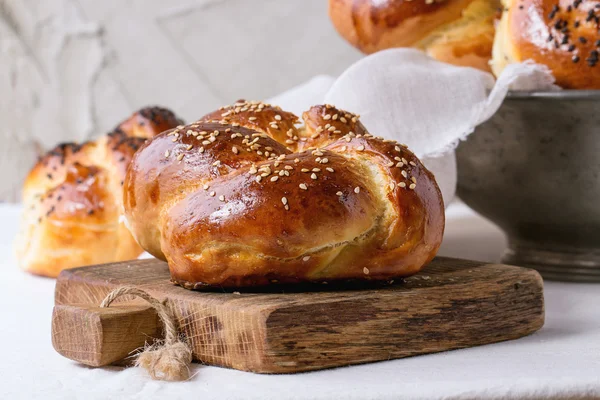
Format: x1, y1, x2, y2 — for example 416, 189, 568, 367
507, 90, 600, 100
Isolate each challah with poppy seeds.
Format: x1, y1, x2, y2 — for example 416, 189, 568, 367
492, 0, 600, 89
16, 106, 184, 278
124, 102, 445, 289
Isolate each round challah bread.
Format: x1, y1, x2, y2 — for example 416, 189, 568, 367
492, 0, 600, 89
124, 102, 445, 289
16, 107, 183, 278
328, 0, 500, 72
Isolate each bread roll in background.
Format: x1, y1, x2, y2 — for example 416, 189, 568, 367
329, 0, 500, 72
15, 107, 183, 278
492, 0, 600, 89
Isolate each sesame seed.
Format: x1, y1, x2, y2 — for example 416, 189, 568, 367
321, 158, 329, 164
409, 161, 417, 166
219, 195, 225, 201
311, 173, 318, 180
186, 144, 193, 150
336, 191, 343, 196
299, 183, 308, 190
281, 197, 288, 205
363, 267, 370, 275
209, 191, 216, 197
249, 166, 258, 174
203, 184, 209, 190
399, 182, 406, 188
323, 114, 332, 120
275, 115, 282, 121
340, 117, 347, 123
357, 145, 365, 151
312, 168, 321, 172
271, 176, 279, 182
256, 176, 262, 183
164, 150, 170, 157
303, 256, 311, 261
249, 117, 257, 121
301, 168, 310, 172
284, 165, 293, 170
199, 147, 204, 153
326, 167, 334, 172
171, 137, 178, 142
177, 153, 184, 161
232, 146, 239, 154
411, 177, 417, 183
354, 187, 360, 193
409, 183, 416, 190
390, 183, 396, 190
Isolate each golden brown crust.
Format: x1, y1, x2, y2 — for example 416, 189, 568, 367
200, 100, 301, 148
492, 0, 600, 89
124, 102, 445, 288
114, 106, 185, 139
16, 107, 183, 278
328, 0, 500, 72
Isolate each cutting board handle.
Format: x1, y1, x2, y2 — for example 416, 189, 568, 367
51, 303, 163, 366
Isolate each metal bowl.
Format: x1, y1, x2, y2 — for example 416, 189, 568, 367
456, 90, 600, 282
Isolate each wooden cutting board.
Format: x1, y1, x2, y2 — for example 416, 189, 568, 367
52, 257, 544, 373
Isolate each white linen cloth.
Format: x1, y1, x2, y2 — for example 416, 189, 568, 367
2, 202, 599, 400
270, 49, 558, 205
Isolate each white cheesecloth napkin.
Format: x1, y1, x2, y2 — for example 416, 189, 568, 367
269, 48, 559, 206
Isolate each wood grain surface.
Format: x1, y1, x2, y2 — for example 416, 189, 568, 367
52, 257, 545, 373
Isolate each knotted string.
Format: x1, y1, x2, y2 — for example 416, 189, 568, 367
100, 287, 192, 381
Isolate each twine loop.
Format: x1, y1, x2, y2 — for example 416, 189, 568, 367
101, 287, 192, 381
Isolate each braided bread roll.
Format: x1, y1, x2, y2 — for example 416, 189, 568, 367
124, 102, 445, 288
492, 0, 600, 89
16, 107, 183, 277
329, 0, 500, 72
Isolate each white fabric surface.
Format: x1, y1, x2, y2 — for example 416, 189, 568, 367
270, 49, 558, 206
2, 202, 599, 400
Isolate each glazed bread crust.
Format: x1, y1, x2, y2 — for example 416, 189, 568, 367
124, 102, 445, 288
16, 107, 183, 277
329, 0, 500, 72
492, 0, 600, 89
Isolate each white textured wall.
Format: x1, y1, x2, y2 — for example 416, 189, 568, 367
0, 0, 361, 201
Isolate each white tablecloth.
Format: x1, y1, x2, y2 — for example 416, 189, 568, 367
1, 203, 599, 400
